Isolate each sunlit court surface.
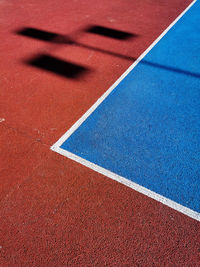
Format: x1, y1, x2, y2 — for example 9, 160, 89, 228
0, 0, 200, 265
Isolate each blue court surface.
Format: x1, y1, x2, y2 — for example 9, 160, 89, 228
58, 2, 200, 213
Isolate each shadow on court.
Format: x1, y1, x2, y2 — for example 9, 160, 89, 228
85, 25, 135, 40
15, 26, 200, 80
15, 26, 136, 79
25, 54, 89, 79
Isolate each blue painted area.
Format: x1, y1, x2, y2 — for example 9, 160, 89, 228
61, 2, 200, 212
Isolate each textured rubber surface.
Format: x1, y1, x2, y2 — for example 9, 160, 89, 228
0, 0, 199, 265
60, 1, 200, 212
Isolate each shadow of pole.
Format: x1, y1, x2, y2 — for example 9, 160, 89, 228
16, 27, 200, 80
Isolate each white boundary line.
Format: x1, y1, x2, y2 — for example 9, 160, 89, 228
52, 147, 200, 222
51, 0, 200, 222
51, 0, 197, 148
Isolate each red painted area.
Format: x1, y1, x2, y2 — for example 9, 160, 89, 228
0, 126, 47, 202
0, 149, 200, 265
0, 0, 199, 265
0, 0, 194, 144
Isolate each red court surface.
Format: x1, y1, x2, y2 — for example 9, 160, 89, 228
0, 0, 199, 265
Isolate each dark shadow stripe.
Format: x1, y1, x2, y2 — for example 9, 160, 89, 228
16, 27, 59, 42
85, 25, 135, 40
142, 60, 200, 79
25, 54, 89, 79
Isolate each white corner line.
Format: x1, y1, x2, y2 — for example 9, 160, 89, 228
51, 146, 200, 222
51, 0, 199, 221
51, 0, 197, 149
